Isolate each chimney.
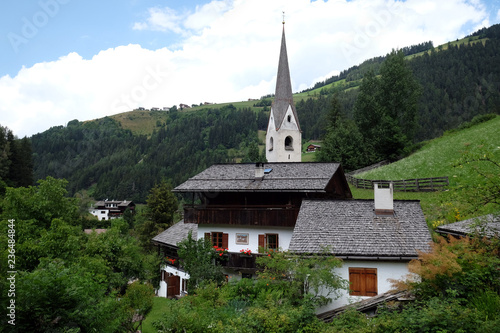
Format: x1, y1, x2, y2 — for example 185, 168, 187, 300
374, 182, 394, 216
255, 162, 264, 180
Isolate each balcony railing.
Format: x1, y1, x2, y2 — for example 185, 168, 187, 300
183, 205, 299, 227
218, 253, 258, 271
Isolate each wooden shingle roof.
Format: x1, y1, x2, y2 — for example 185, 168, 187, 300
151, 220, 197, 247
436, 214, 500, 238
288, 200, 431, 259
173, 162, 349, 195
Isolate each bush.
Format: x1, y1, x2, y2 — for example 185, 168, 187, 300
400, 236, 500, 299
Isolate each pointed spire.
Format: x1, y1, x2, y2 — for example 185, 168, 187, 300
272, 23, 300, 130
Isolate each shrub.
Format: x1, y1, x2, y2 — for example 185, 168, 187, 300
398, 235, 500, 299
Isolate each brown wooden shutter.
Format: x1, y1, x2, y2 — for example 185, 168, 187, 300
222, 233, 229, 249
276, 234, 279, 249
204, 232, 211, 243
349, 268, 377, 296
349, 268, 362, 296
365, 268, 378, 296
258, 234, 265, 252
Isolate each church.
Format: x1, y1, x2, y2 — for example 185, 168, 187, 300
151, 22, 431, 314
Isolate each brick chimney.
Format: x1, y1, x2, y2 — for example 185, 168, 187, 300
255, 162, 264, 180
374, 183, 394, 216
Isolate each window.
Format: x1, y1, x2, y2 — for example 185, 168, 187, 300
284, 136, 293, 150
212, 232, 224, 248
349, 268, 377, 296
205, 232, 229, 249
269, 136, 274, 151
258, 233, 279, 252
287, 115, 291, 122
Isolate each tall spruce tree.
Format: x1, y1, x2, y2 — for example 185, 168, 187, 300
317, 95, 368, 172
354, 50, 421, 161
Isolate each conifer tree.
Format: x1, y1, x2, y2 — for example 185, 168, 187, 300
354, 50, 421, 161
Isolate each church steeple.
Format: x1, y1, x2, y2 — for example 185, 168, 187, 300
266, 21, 302, 162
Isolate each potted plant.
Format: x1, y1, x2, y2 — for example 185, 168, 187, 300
239, 248, 252, 257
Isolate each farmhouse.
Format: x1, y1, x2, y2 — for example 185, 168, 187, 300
152, 175, 431, 312
151, 22, 432, 312
89, 199, 135, 220
307, 144, 321, 152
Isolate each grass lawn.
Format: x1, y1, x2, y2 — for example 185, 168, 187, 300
142, 297, 172, 333
354, 116, 500, 225
357, 116, 499, 186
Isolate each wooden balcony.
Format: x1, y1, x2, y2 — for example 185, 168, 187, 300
219, 253, 258, 272
183, 205, 299, 227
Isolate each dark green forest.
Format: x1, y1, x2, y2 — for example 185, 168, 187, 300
31, 106, 266, 202
0, 126, 33, 192
25, 23, 500, 202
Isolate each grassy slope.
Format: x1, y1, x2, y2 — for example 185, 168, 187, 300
141, 297, 171, 333
111, 110, 169, 137
351, 116, 500, 225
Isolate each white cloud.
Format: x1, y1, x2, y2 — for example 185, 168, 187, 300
133, 7, 185, 34
0, 0, 492, 137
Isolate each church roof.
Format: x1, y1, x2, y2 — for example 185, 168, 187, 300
271, 25, 300, 131
288, 200, 432, 259
173, 162, 348, 194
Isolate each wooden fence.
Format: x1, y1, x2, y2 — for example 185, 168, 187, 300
346, 175, 449, 192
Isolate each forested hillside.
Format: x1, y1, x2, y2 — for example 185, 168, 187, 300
32, 106, 266, 202
0, 126, 33, 192
30, 24, 500, 202
299, 24, 500, 142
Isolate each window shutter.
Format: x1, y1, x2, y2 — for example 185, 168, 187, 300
204, 232, 211, 242
222, 233, 229, 249
258, 234, 265, 252
349, 268, 363, 296
365, 269, 378, 296
349, 268, 377, 296
276, 234, 279, 249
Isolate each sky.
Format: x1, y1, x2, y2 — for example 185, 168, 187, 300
1, 0, 499, 138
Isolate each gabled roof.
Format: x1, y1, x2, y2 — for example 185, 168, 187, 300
271, 25, 300, 131
436, 214, 500, 238
94, 200, 134, 207
289, 200, 431, 259
173, 162, 350, 196
151, 220, 197, 247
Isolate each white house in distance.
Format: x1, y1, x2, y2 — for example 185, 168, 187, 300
89, 200, 135, 220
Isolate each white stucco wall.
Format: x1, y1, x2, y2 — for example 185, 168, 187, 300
316, 260, 411, 314
89, 209, 108, 220
197, 224, 294, 253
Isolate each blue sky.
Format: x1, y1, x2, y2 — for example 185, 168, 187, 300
1, 0, 499, 137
